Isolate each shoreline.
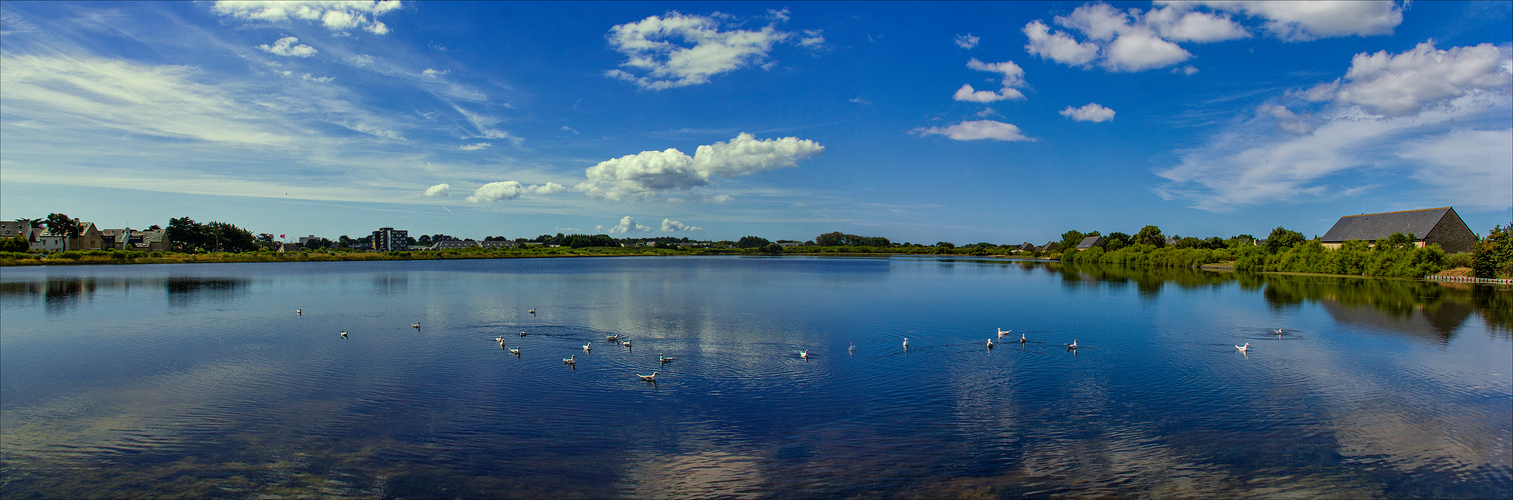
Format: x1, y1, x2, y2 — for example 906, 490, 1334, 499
0, 249, 1060, 268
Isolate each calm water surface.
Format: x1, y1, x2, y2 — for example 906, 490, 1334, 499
2, 256, 1510, 498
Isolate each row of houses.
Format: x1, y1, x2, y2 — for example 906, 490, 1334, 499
0, 220, 170, 252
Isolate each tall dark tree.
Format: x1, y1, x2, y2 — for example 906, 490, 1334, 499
45, 213, 83, 244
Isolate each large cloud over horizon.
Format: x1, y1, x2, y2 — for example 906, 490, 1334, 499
575, 133, 824, 201
1154, 41, 1512, 212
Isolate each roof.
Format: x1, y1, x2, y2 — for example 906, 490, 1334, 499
1321, 207, 1454, 243
1075, 236, 1105, 249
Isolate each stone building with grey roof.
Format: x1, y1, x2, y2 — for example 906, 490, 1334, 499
1320, 207, 1478, 253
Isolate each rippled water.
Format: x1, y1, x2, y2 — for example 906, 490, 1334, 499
2, 256, 1509, 498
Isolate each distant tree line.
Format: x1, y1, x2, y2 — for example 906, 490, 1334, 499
167, 217, 271, 253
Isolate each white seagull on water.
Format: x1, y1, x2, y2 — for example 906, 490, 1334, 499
800, 350, 809, 360
659, 353, 675, 363
583, 342, 592, 352
902, 338, 909, 349
340, 330, 348, 339
1236, 343, 1250, 353
509, 346, 521, 355
997, 328, 1011, 337
987, 338, 995, 349
639, 372, 658, 382
1066, 339, 1078, 349
563, 355, 576, 365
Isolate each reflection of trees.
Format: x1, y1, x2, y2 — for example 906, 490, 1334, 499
1045, 262, 1510, 339
165, 277, 246, 307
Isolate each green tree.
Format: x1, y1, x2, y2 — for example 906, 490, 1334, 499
167, 217, 206, 252
1104, 232, 1131, 252
815, 232, 845, 246
760, 243, 783, 254
45, 213, 83, 249
1472, 224, 1513, 279
737, 236, 773, 248
1058, 230, 1086, 252
1134, 225, 1165, 248
0, 235, 28, 252
1264, 226, 1306, 254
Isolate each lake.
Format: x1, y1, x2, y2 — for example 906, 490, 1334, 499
2, 256, 1509, 498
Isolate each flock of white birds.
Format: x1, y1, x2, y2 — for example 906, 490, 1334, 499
318, 307, 1275, 381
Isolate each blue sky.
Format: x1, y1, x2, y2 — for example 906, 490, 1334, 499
2, 1, 1509, 244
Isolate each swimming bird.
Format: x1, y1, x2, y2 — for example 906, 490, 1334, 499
903, 338, 909, 349
639, 372, 658, 382
412, 322, 421, 329
519, 330, 528, 337
563, 355, 576, 365
1020, 333, 1027, 344
1066, 339, 1078, 349
340, 330, 348, 339
1236, 342, 1250, 353
997, 328, 1011, 337
583, 342, 592, 352
296, 308, 302, 316
622, 339, 633, 347
528, 308, 536, 315
800, 350, 809, 360
987, 338, 995, 349
659, 353, 674, 363
848, 342, 856, 353
509, 346, 520, 355
1274, 329, 1284, 336
495, 336, 507, 345
607, 334, 621, 341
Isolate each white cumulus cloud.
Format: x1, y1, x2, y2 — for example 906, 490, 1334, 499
458, 142, 491, 151
598, 216, 653, 233
212, 0, 400, 35
1178, 1, 1403, 41
955, 33, 980, 49
1024, 3, 1249, 72
464, 181, 569, 202
1334, 41, 1511, 117
1024, 20, 1099, 66
258, 36, 317, 57
660, 219, 703, 232
1061, 103, 1116, 122
953, 83, 1023, 103
576, 133, 824, 201
914, 120, 1033, 142
423, 183, 450, 197
954, 58, 1028, 102
603, 11, 818, 90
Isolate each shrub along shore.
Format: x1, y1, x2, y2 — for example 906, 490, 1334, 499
5, 224, 1508, 281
